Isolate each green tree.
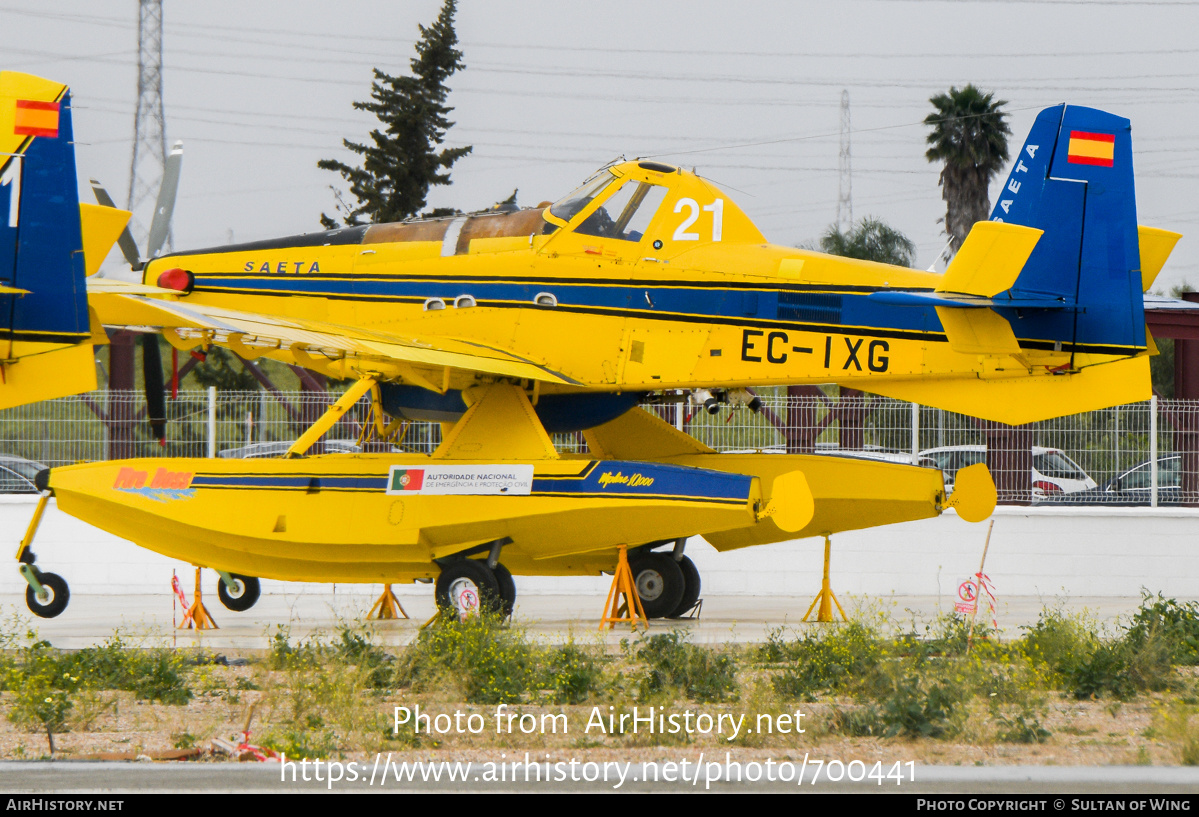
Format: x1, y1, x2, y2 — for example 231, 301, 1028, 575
319, 0, 472, 227
924, 85, 1011, 257
819, 217, 916, 267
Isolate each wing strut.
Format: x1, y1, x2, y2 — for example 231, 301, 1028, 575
285, 377, 376, 458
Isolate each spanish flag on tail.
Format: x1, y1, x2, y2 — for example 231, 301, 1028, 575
1067, 130, 1116, 167
13, 99, 60, 138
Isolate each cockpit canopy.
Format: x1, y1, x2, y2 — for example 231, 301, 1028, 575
548, 169, 671, 243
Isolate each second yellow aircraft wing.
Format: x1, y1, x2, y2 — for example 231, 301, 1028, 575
88, 284, 581, 387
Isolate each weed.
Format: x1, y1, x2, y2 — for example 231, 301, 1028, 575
335, 624, 393, 689
1019, 607, 1100, 679
396, 613, 537, 704
1151, 700, 1199, 765
4, 640, 78, 754
171, 730, 198, 750
542, 641, 603, 704
828, 704, 887, 737
995, 708, 1051, 744
768, 622, 882, 699
1126, 592, 1199, 666
636, 631, 737, 703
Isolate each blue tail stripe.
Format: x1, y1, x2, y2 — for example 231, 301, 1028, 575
5, 91, 89, 341
989, 104, 1144, 351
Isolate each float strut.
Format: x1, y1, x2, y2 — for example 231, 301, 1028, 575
179, 568, 219, 630
599, 544, 648, 631
286, 377, 377, 458
368, 585, 409, 620
802, 535, 847, 623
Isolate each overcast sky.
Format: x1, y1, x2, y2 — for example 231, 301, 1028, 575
3, 0, 1197, 290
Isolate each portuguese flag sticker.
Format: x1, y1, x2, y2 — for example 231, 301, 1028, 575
390, 468, 424, 492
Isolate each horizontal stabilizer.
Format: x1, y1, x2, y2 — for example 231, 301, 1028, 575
937, 221, 1043, 297
1138, 226, 1182, 292
935, 306, 1022, 357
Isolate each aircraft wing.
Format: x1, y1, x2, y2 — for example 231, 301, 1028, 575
87, 280, 582, 388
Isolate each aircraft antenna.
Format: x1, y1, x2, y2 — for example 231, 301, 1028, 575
836, 89, 853, 234
126, 0, 171, 257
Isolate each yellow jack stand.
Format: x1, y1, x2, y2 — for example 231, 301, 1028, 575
599, 545, 648, 631
802, 535, 847, 623
367, 585, 409, 620
179, 568, 218, 630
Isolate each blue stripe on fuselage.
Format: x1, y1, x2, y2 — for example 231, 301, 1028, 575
193, 274, 946, 336
189, 273, 1132, 350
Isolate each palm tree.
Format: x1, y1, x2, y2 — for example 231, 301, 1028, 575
819, 216, 916, 267
924, 85, 1011, 257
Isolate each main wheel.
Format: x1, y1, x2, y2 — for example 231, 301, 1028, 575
217, 574, 261, 612
492, 563, 517, 618
668, 555, 702, 619
26, 571, 70, 619
628, 552, 684, 619
435, 560, 501, 618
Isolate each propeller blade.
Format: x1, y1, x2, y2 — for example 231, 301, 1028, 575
141, 334, 167, 444
89, 178, 142, 270
145, 141, 183, 261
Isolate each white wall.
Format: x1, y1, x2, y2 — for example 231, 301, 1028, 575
2, 495, 1196, 601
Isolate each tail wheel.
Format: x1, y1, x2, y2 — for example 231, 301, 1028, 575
435, 560, 502, 618
668, 555, 701, 619
492, 563, 517, 617
628, 552, 684, 619
26, 571, 70, 619
217, 574, 261, 612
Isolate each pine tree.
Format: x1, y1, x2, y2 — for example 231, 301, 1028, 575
318, 0, 471, 227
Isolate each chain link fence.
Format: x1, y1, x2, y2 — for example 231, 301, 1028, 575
0, 387, 1193, 506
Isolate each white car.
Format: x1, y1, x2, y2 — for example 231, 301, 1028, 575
919, 445, 1096, 498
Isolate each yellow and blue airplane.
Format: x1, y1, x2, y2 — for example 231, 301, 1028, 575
1, 71, 1178, 619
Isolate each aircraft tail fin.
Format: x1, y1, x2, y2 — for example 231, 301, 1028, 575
989, 104, 1145, 355
0, 72, 97, 408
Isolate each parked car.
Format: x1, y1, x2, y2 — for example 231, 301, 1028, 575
814, 447, 940, 470
919, 445, 1097, 499
218, 439, 362, 459
0, 455, 49, 493
1052, 456, 1182, 505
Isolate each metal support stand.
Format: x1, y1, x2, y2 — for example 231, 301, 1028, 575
179, 567, 218, 630
368, 585, 409, 620
599, 545, 648, 631
802, 535, 847, 623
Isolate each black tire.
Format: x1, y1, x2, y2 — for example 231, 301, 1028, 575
217, 574, 261, 612
26, 571, 69, 619
629, 552, 684, 619
493, 563, 517, 618
668, 555, 702, 619
435, 560, 502, 618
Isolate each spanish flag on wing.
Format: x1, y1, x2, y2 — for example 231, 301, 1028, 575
13, 99, 59, 138
1067, 130, 1114, 167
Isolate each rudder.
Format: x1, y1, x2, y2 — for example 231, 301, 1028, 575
989, 104, 1144, 357
0, 72, 96, 407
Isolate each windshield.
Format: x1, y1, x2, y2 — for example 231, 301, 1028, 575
549, 173, 614, 222
1034, 451, 1087, 480
574, 181, 667, 242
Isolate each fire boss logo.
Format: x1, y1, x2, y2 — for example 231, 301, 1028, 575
113, 467, 195, 502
